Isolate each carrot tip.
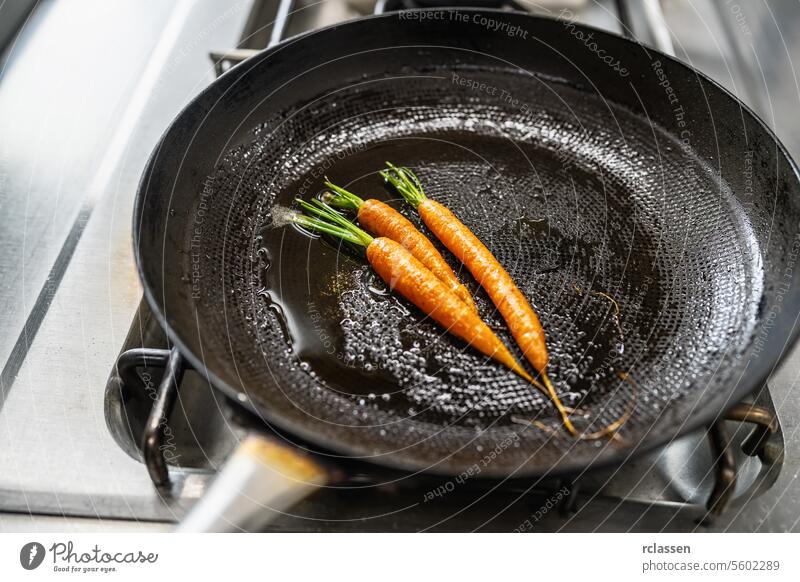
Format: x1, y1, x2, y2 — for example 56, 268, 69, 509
541, 373, 580, 436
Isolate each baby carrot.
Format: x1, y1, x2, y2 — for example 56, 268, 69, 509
290, 199, 534, 383
323, 180, 477, 312
382, 163, 577, 435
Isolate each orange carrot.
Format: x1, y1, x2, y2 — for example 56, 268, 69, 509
324, 181, 477, 312
382, 163, 578, 435
290, 199, 534, 383
369, 238, 530, 378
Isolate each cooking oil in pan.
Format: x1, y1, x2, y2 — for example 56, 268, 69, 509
256, 225, 401, 401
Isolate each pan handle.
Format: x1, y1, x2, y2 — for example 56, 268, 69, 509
176, 434, 329, 532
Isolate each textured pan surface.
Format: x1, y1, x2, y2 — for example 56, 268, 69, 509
194, 68, 761, 471
135, 12, 800, 477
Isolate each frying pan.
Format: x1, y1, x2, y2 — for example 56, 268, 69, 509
132, 8, 800, 531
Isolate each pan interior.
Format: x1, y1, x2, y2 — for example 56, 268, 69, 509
191, 67, 762, 473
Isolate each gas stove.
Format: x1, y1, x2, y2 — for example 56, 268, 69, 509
2, 0, 800, 533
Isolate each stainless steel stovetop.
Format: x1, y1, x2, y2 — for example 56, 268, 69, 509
2, 0, 800, 532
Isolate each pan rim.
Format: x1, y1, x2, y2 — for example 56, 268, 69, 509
132, 8, 800, 479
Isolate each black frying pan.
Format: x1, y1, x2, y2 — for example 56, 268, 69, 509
133, 9, 800, 530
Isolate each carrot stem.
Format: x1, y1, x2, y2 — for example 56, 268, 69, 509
381, 162, 426, 208
323, 180, 364, 212
290, 201, 373, 246
294, 199, 373, 246
289, 214, 363, 245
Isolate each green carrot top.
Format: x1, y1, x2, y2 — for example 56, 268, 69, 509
291, 198, 373, 247
380, 162, 428, 209
323, 179, 365, 212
